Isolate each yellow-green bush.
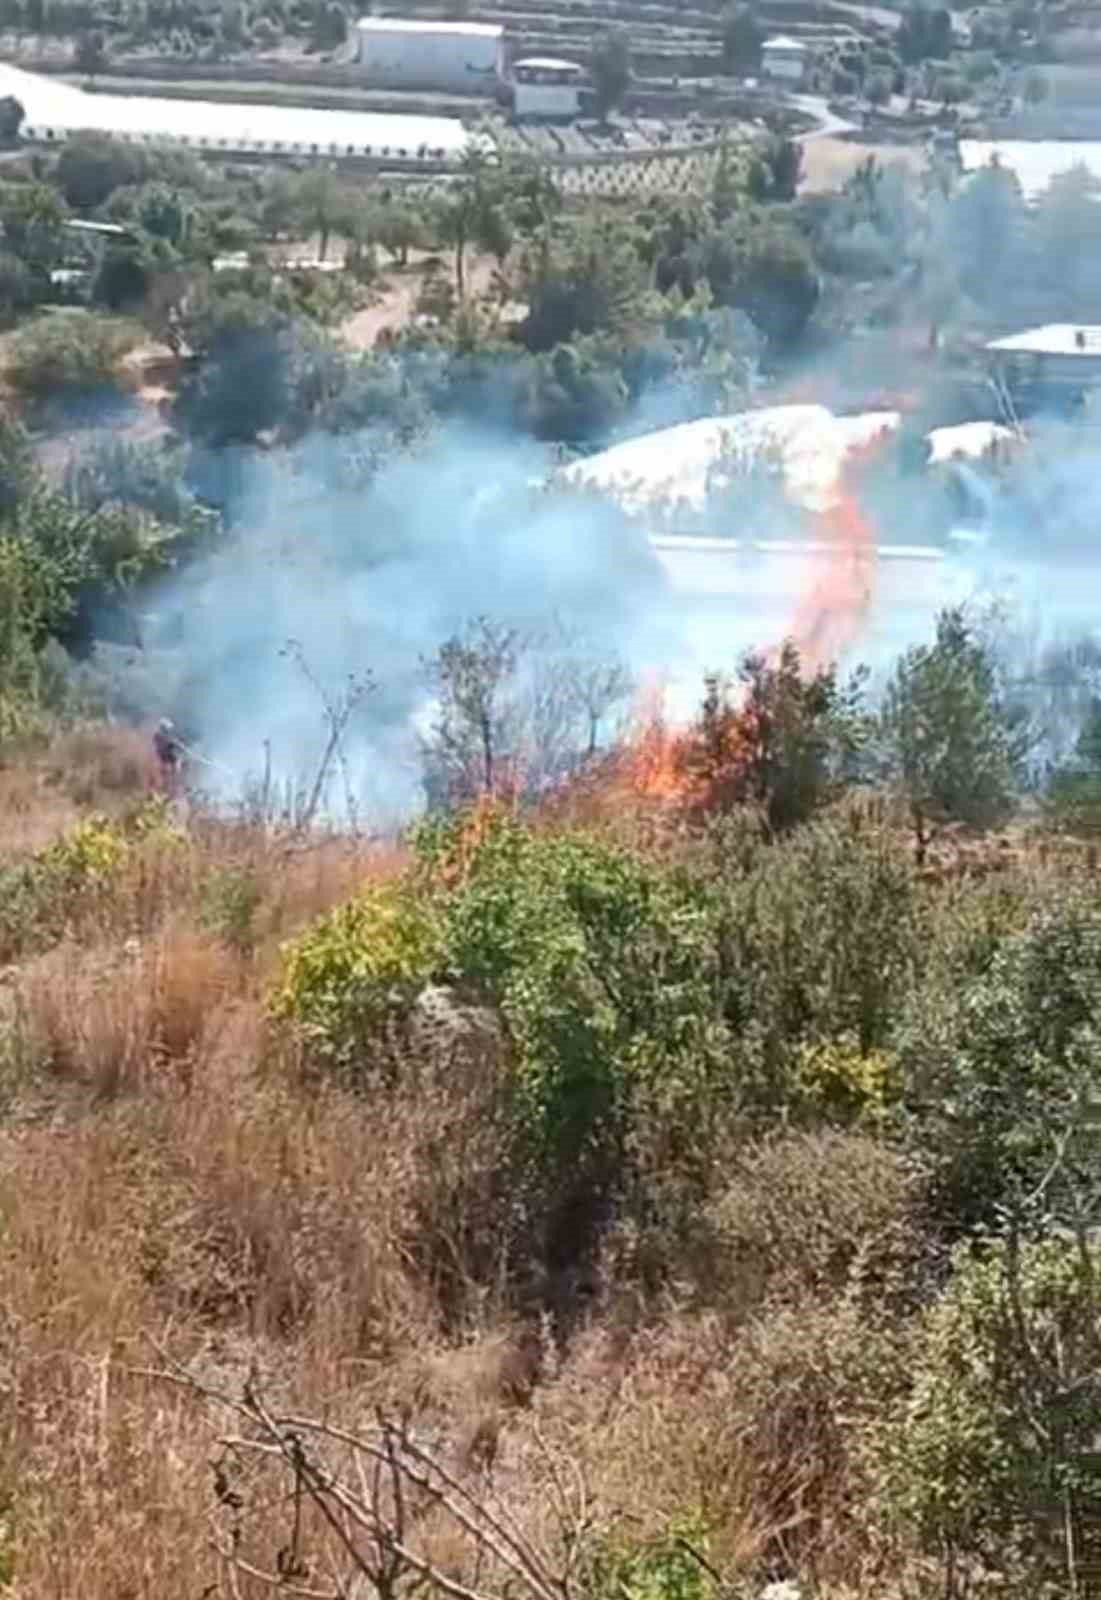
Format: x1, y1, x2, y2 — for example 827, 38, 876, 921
271, 880, 446, 1076
795, 1032, 897, 1122
0, 801, 180, 962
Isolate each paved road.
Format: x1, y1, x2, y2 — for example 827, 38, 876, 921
787, 92, 860, 140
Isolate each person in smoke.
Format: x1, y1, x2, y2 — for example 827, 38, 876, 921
153, 718, 183, 793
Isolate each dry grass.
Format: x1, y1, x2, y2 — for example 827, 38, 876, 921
0, 726, 965, 1600
799, 137, 925, 194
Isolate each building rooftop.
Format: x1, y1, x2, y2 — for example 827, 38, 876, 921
0, 58, 471, 161
960, 139, 1101, 202
987, 324, 1101, 356
762, 35, 808, 51
353, 16, 504, 36
559, 404, 899, 517
512, 56, 584, 72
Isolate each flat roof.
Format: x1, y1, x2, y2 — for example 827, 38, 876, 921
353, 17, 503, 36
0, 59, 470, 160
960, 139, 1101, 202
987, 324, 1101, 355
513, 56, 584, 72
762, 35, 808, 51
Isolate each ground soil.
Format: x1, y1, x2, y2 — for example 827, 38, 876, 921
800, 132, 926, 191
339, 250, 501, 349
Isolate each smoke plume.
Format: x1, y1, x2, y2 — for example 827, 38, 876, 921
82, 399, 1101, 823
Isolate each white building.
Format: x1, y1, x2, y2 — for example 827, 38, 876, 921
352, 18, 505, 94
511, 57, 585, 121
0, 58, 471, 164
986, 324, 1101, 388
959, 139, 1101, 202
761, 36, 809, 84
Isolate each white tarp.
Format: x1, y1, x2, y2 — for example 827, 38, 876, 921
560, 404, 901, 517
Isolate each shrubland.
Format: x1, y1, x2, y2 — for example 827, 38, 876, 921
1, 592, 1100, 1600
0, 103, 1100, 1600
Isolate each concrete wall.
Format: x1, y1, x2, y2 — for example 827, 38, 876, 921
514, 81, 583, 118
761, 49, 805, 81
353, 25, 504, 92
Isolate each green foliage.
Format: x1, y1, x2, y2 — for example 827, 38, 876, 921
5, 310, 140, 400
587, 1519, 716, 1600
720, 4, 762, 71
881, 1235, 1101, 1592
271, 882, 446, 1078
897, 2, 952, 64
436, 812, 722, 1165
681, 642, 868, 833
200, 863, 262, 956
590, 27, 632, 121
893, 887, 1101, 1231
73, 26, 108, 77
880, 607, 1020, 864
716, 807, 923, 1099
1043, 696, 1101, 834
0, 94, 24, 144
0, 812, 126, 960
746, 136, 803, 203
795, 1033, 897, 1122
519, 216, 654, 352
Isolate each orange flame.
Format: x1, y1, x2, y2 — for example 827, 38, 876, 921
602, 424, 892, 815
784, 429, 890, 674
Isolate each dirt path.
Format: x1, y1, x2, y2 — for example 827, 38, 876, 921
800, 134, 926, 191
340, 250, 499, 349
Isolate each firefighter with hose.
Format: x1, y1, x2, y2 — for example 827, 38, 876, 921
152, 717, 184, 794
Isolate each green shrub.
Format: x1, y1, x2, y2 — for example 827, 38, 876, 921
893, 887, 1101, 1231
0, 802, 176, 962
716, 808, 923, 1108
587, 1517, 716, 1600
880, 1235, 1101, 1595
271, 881, 446, 1078
200, 864, 262, 956
704, 1129, 924, 1313
5, 311, 141, 400
794, 1032, 897, 1122
430, 811, 723, 1166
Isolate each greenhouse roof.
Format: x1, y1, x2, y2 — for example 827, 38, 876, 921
0, 59, 470, 161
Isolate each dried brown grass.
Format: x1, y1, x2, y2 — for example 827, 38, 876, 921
0, 729, 933, 1599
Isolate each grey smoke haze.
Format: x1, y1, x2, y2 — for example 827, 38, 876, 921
94, 404, 1101, 822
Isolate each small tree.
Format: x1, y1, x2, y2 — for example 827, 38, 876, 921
421, 616, 522, 806
746, 134, 804, 202
880, 606, 1018, 865
721, 3, 763, 71
0, 95, 24, 145
679, 641, 868, 832
434, 150, 513, 300
590, 28, 631, 122
74, 29, 108, 81
883, 1235, 1101, 1598
1044, 696, 1101, 835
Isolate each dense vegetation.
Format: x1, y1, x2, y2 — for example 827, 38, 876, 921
0, 65, 1100, 1600
2, 610, 1101, 1597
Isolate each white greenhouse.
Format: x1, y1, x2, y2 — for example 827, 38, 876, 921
0, 59, 472, 165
